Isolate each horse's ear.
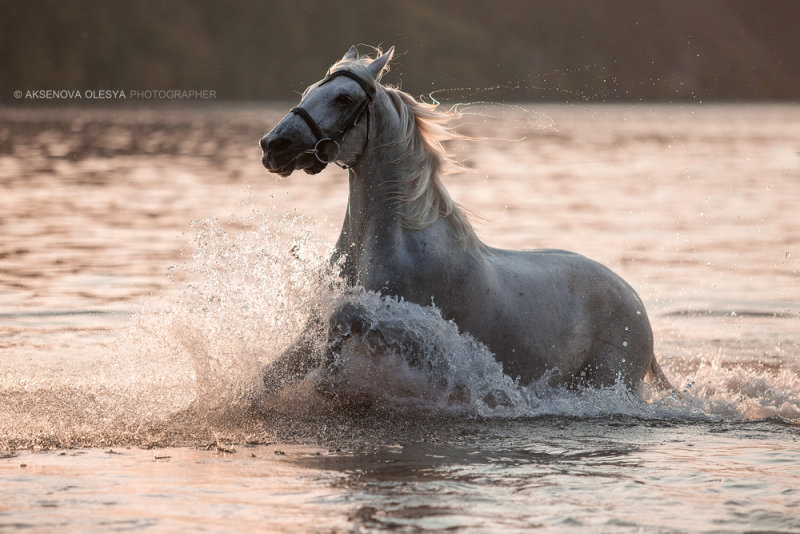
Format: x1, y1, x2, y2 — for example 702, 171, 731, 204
341, 46, 359, 61
367, 46, 394, 80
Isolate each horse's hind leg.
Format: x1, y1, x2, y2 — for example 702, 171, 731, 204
572, 340, 653, 391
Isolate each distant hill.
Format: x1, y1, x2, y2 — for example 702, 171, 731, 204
2, 0, 798, 102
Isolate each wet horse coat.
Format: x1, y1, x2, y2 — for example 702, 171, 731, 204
260, 46, 666, 391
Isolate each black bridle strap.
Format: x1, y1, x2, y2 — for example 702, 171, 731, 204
321, 70, 376, 101
290, 106, 324, 140
289, 69, 375, 168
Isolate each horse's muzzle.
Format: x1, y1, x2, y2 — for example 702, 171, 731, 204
261, 134, 297, 176
261, 127, 331, 176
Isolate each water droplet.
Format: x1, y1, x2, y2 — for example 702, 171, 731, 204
786, 252, 791, 259
623, 341, 628, 347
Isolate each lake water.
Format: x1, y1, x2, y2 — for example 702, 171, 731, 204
1, 103, 798, 532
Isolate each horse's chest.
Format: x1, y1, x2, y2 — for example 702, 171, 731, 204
355, 238, 452, 300
356, 248, 417, 294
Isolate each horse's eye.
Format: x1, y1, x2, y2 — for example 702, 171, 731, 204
335, 94, 354, 105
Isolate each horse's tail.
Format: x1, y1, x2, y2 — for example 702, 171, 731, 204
646, 355, 678, 393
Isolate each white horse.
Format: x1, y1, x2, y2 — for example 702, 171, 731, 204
260, 46, 671, 394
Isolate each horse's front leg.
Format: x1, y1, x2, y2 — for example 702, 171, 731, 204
318, 300, 513, 409
319, 300, 433, 396
323, 301, 372, 374
262, 313, 325, 394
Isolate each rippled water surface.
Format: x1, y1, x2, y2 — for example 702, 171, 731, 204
1, 104, 799, 532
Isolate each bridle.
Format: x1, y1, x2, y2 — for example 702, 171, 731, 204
290, 70, 375, 170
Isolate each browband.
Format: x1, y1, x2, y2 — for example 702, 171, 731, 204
320, 70, 376, 101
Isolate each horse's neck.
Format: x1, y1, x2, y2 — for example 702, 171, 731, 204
332, 94, 475, 287
333, 155, 404, 279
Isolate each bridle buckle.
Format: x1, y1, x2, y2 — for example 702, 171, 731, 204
305, 138, 342, 166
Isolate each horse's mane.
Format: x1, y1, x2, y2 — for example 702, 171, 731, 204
381, 88, 482, 251
330, 53, 482, 252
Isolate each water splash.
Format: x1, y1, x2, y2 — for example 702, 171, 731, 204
151, 206, 800, 425
3, 204, 798, 450
665, 352, 800, 422
314, 290, 523, 415
165, 208, 339, 411
420, 64, 621, 105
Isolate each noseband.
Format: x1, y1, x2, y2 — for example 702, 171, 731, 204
290, 70, 375, 170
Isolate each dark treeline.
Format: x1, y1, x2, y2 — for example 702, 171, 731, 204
2, 0, 799, 102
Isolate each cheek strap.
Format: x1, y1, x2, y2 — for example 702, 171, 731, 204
290, 70, 375, 170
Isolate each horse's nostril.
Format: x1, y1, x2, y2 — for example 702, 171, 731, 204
266, 137, 292, 153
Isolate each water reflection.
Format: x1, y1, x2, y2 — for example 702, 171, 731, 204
287, 418, 649, 530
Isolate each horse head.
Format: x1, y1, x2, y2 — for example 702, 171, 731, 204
260, 46, 394, 176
